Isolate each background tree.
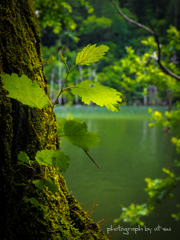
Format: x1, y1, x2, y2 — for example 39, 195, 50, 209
0, 1, 109, 239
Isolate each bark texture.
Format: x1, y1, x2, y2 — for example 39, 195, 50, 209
0, 1, 108, 239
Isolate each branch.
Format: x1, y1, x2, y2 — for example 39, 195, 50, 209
109, 0, 153, 34
109, 0, 180, 81
153, 31, 180, 80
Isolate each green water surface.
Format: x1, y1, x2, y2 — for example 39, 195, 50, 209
54, 106, 180, 240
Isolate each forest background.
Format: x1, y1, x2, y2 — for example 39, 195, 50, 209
38, 0, 180, 107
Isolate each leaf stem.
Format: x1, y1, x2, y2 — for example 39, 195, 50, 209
52, 64, 77, 109
62, 86, 76, 92
84, 150, 100, 168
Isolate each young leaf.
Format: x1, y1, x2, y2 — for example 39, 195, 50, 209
29, 197, 39, 207
33, 179, 44, 191
44, 177, 58, 194
0, 73, 50, 109
76, 44, 109, 66
17, 151, 30, 164
35, 149, 70, 172
57, 118, 100, 151
71, 80, 122, 112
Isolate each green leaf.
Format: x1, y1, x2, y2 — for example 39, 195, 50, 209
0, 73, 50, 109
33, 179, 44, 191
71, 80, 122, 112
17, 151, 30, 164
76, 44, 109, 66
35, 149, 70, 172
57, 118, 100, 151
29, 197, 39, 207
44, 177, 58, 194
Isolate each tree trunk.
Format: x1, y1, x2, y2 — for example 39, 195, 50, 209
0, 1, 108, 239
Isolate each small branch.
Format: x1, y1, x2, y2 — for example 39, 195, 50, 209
84, 150, 100, 168
153, 31, 180, 80
62, 86, 76, 92
109, 0, 180, 81
109, 0, 154, 34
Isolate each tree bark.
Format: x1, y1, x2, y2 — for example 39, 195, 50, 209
0, 1, 108, 239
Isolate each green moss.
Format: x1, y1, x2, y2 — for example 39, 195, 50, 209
0, 1, 109, 239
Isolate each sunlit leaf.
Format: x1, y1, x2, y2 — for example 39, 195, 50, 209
0, 73, 50, 109
71, 80, 122, 112
17, 151, 30, 164
76, 44, 109, 66
57, 118, 100, 151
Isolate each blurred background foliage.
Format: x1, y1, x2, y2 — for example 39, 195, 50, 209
34, 0, 180, 107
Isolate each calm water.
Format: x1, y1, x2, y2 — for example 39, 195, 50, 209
54, 106, 180, 240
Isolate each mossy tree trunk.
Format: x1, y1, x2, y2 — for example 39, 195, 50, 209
0, 1, 108, 239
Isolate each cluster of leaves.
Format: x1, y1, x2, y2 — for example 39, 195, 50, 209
115, 167, 180, 226
148, 102, 180, 129
42, 43, 114, 105
40, 0, 152, 94
0, 44, 122, 208
114, 203, 150, 226
144, 168, 179, 202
